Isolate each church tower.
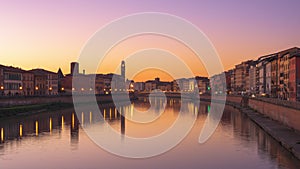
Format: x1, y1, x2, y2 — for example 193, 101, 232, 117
121, 60, 125, 80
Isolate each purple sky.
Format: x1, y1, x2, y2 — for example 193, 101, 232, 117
0, 0, 299, 79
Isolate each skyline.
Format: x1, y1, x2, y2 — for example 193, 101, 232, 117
1, 45, 299, 82
1, 0, 300, 81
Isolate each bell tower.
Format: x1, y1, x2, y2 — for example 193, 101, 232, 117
121, 60, 125, 79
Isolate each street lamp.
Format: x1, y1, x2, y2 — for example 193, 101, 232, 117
0, 86, 4, 96
19, 86, 23, 95
35, 86, 39, 95
49, 87, 52, 95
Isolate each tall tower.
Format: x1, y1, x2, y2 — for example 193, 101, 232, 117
71, 62, 79, 75
120, 60, 126, 135
121, 60, 125, 79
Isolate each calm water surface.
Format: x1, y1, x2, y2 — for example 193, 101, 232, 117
0, 99, 300, 169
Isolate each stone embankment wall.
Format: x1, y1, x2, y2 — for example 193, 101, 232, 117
0, 95, 115, 107
248, 98, 300, 131
201, 94, 300, 131
211, 95, 300, 132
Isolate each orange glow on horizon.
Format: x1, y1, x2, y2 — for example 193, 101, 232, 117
132, 68, 174, 82
96, 34, 208, 81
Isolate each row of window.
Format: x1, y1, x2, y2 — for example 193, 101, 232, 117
4, 73, 21, 80
4, 83, 22, 90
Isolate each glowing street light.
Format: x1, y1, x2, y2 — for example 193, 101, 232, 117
35, 86, 39, 90
0, 86, 3, 90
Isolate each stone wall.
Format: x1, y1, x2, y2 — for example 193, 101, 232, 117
207, 95, 300, 132
248, 99, 300, 131
0, 94, 117, 107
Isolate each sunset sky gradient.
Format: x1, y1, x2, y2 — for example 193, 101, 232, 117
1, 0, 300, 81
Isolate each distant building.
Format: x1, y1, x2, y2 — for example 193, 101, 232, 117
57, 68, 64, 93
134, 82, 145, 92
94, 74, 105, 94
270, 57, 279, 98
289, 53, 300, 101
29, 69, 58, 95
225, 70, 233, 93
278, 47, 300, 100
231, 60, 254, 94
256, 54, 276, 96
175, 78, 189, 92
145, 80, 157, 91
0, 65, 4, 95
210, 73, 227, 94
171, 80, 178, 92
144, 78, 172, 92
249, 65, 257, 94
70, 62, 79, 76
22, 71, 34, 96
1, 66, 24, 96
195, 76, 209, 94
265, 62, 272, 95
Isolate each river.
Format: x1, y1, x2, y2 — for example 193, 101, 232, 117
0, 99, 299, 169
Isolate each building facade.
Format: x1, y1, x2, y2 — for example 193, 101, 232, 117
289, 54, 300, 101
277, 47, 300, 100
249, 65, 257, 94
22, 71, 34, 96
30, 69, 58, 95
195, 76, 209, 94
134, 82, 145, 92
0, 66, 4, 95
271, 57, 279, 98
3, 66, 23, 96
231, 60, 253, 94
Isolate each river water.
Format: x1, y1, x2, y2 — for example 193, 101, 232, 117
0, 99, 300, 169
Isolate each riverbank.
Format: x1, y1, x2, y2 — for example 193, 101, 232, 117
0, 102, 73, 118
0, 94, 136, 119
225, 101, 300, 160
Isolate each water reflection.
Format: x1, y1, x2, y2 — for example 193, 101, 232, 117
71, 113, 79, 148
0, 99, 299, 169
49, 118, 52, 133
1, 128, 3, 143
19, 124, 23, 138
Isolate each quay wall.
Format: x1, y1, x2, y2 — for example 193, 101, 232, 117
207, 95, 300, 132
248, 98, 300, 131
0, 95, 116, 107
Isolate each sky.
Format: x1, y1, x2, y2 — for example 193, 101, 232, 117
0, 0, 300, 81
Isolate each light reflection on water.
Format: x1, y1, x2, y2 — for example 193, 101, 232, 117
0, 99, 299, 169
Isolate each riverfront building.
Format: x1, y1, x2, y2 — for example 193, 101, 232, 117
0, 66, 24, 96
0, 65, 59, 96
230, 60, 254, 94
289, 54, 300, 101
29, 69, 59, 95
228, 47, 300, 101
